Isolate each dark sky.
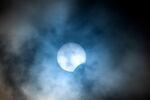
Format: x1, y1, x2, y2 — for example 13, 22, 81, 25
0, 0, 149, 100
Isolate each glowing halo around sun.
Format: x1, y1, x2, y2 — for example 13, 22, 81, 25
57, 42, 86, 72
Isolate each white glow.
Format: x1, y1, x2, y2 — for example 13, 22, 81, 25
57, 43, 86, 72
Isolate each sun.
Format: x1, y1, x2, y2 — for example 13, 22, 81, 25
57, 42, 86, 72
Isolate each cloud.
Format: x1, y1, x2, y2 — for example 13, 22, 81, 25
0, 0, 149, 100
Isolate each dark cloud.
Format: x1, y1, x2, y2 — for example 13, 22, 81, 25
0, 0, 149, 100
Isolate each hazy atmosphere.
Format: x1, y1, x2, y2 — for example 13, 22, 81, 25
0, 0, 149, 100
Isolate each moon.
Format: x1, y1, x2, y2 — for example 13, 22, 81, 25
57, 42, 86, 72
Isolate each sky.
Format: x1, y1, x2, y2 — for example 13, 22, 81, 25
0, 0, 149, 100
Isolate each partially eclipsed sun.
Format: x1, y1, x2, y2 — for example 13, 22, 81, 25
57, 43, 86, 72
